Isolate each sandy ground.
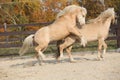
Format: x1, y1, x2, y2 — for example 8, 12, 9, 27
0, 52, 120, 80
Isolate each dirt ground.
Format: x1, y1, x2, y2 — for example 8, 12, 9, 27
0, 52, 120, 80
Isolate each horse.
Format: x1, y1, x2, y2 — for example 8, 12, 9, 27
56, 8, 116, 62
19, 5, 87, 65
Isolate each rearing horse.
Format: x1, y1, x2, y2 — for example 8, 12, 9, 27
19, 5, 87, 65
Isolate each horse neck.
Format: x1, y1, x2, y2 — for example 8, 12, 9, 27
102, 17, 112, 30
55, 15, 76, 25
65, 14, 76, 23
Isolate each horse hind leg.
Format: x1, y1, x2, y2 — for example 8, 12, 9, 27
57, 37, 76, 62
35, 52, 43, 65
57, 40, 71, 62
35, 45, 47, 65
102, 41, 107, 55
69, 28, 87, 47
56, 40, 63, 60
66, 46, 76, 63
57, 44, 64, 62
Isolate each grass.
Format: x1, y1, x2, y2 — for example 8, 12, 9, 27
72, 40, 117, 52
0, 40, 117, 56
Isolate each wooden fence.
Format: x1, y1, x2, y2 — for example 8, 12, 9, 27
0, 22, 120, 48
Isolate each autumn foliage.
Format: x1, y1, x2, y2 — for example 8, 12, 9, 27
0, 0, 120, 31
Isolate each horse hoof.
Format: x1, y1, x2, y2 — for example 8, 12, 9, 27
97, 57, 104, 61
56, 57, 63, 63
70, 60, 77, 63
38, 62, 45, 66
56, 60, 60, 63
38, 63, 42, 66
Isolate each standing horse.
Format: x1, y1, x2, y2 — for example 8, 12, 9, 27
19, 5, 87, 65
56, 8, 116, 62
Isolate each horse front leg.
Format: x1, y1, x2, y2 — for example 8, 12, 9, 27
98, 38, 107, 60
69, 27, 87, 47
97, 39, 103, 60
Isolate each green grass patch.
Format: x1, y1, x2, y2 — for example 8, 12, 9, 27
0, 40, 117, 56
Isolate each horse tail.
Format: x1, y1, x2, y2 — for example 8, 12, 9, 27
19, 34, 34, 56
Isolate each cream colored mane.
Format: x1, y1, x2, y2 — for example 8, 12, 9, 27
56, 5, 87, 19
87, 8, 115, 23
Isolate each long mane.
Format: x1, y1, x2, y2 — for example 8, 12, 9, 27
87, 8, 115, 23
56, 5, 87, 19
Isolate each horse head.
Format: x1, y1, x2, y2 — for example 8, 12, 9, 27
75, 7, 87, 26
107, 8, 117, 24
88, 8, 116, 24
56, 5, 87, 26
111, 8, 118, 24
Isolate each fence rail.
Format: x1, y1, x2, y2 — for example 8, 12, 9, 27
0, 21, 54, 28
0, 22, 120, 48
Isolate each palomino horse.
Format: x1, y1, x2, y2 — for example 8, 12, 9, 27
19, 5, 87, 65
56, 8, 116, 62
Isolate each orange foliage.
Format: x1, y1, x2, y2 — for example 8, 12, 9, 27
25, 26, 40, 31
0, 0, 120, 31
0, 28, 4, 32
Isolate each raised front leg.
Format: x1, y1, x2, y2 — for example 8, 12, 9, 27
68, 27, 87, 47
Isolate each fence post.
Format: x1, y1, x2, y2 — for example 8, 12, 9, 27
117, 24, 120, 48
3, 23, 9, 44
19, 26, 24, 43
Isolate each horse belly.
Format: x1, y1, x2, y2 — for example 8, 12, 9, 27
84, 34, 98, 42
87, 37, 97, 42
50, 32, 69, 41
